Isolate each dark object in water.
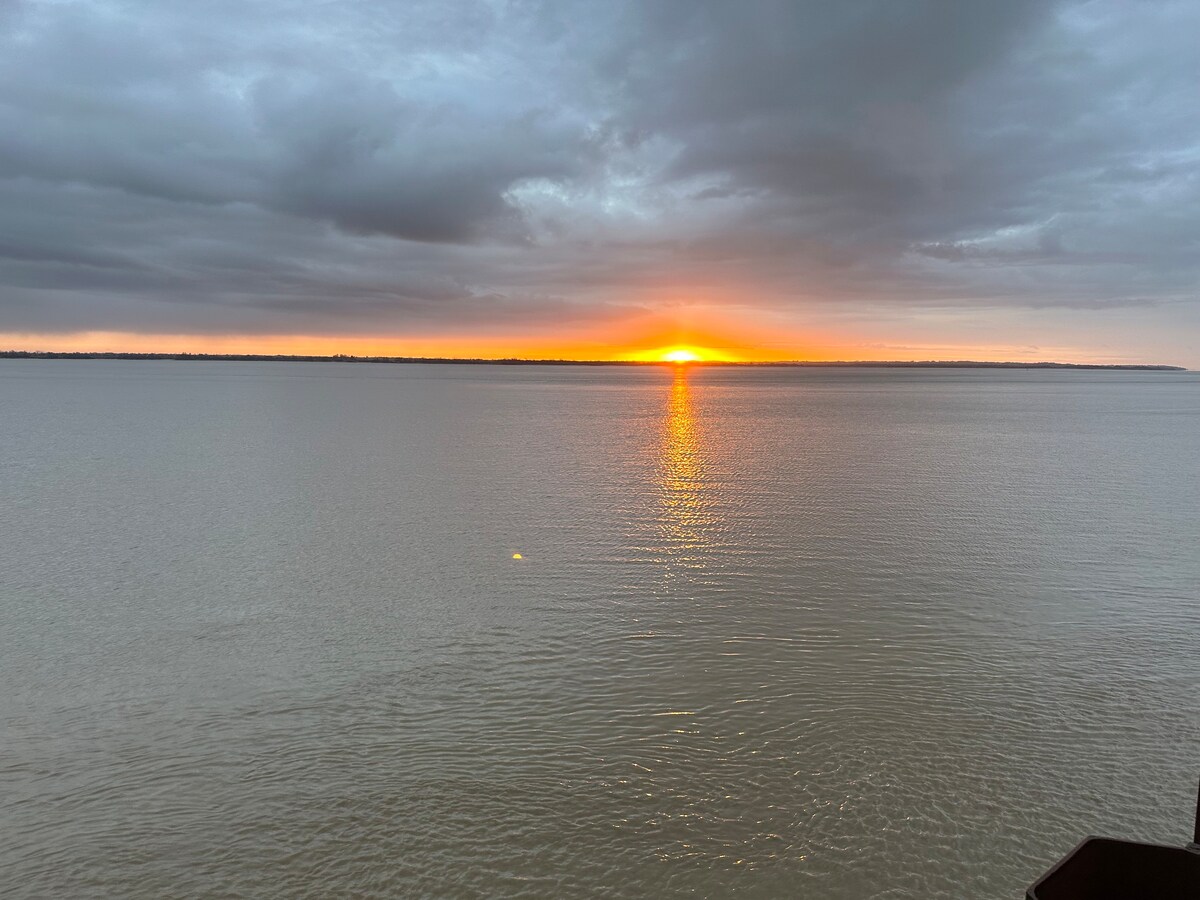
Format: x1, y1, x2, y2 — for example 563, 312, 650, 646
1026, 779, 1200, 899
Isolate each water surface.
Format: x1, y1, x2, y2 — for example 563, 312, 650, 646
2, 361, 1198, 897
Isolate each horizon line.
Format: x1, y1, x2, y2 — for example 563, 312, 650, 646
0, 350, 1187, 371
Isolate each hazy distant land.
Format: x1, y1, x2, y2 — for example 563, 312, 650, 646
0, 350, 1186, 370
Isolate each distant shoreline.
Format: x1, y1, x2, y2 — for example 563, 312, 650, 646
0, 351, 1186, 370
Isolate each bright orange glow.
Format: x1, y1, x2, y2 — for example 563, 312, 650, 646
0, 329, 786, 362
662, 348, 701, 363
624, 341, 741, 363
0, 318, 1119, 365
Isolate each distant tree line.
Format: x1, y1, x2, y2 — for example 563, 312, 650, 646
0, 350, 1184, 370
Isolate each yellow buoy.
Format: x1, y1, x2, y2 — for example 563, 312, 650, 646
512, 552, 523, 560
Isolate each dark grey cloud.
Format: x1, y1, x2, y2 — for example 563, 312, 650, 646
0, 0, 1197, 356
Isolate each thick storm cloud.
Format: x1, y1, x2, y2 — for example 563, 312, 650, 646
0, 0, 1197, 358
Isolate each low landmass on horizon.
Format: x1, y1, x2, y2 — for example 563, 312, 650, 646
0, 351, 1185, 371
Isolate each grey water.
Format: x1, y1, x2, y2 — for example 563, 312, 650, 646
1, 360, 1198, 898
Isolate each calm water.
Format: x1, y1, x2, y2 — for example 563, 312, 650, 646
2, 361, 1198, 898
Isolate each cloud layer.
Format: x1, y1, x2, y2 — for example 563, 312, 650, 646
1, 0, 1197, 360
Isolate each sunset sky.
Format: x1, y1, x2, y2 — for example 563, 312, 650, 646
2, 1, 1198, 365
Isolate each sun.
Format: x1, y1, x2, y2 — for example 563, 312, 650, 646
662, 348, 701, 363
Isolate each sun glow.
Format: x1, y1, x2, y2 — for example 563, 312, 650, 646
662, 348, 702, 363
1, 324, 1116, 366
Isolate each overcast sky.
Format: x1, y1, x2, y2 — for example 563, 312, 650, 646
1, 0, 1198, 363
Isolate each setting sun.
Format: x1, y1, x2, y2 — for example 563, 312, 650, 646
662, 349, 701, 363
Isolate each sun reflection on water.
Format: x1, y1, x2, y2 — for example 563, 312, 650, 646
657, 366, 715, 559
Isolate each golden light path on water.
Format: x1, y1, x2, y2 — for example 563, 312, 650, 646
657, 365, 712, 565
